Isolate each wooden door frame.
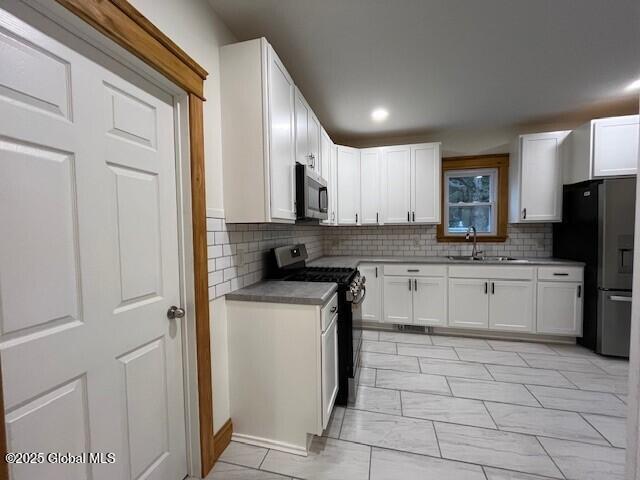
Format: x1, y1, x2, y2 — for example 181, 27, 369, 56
0, 1, 220, 478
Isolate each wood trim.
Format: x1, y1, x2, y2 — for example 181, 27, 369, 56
50, 1, 216, 477
188, 94, 215, 474
54, 0, 207, 99
437, 154, 510, 243
212, 419, 233, 463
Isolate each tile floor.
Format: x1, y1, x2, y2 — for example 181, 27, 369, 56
209, 330, 629, 480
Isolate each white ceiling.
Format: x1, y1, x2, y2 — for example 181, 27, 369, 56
209, 0, 640, 143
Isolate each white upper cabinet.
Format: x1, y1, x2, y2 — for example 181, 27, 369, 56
509, 131, 569, 223
382, 146, 411, 224
592, 115, 639, 177
360, 148, 382, 224
337, 146, 361, 225
321, 129, 337, 225
379, 143, 441, 225
220, 38, 296, 223
294, 90, 309, 167
565, 115, 639, 184
328, 142, 338, 225
320, 128, 332, 181
411, 143, 441, 223
294, 88, 321, 172
308, 112, 321, 171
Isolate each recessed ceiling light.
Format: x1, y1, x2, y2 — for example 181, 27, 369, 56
625, 78, 640, 92
371, 108, 389, 122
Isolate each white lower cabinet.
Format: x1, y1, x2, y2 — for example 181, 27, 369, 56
383, 276, 413, 324
371, 263, 582, 337
383, 266, 447, 326
413, 277, 447, 326
537, 281, 583, 336
321, 314, 338, 429
448, 278, 489, 329
359, 264, 382, 321
489, 280, 534, 332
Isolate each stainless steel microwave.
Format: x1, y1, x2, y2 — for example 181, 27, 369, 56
296, 163, 328, 221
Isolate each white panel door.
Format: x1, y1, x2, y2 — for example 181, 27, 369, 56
321, 315, 338, 430
489, 280, 534, 332
360, 148, 382, 224
413, 277, 447, 326
412, 144, 441, 223
267, 47, 296, 221
0, 10, 186, 480
520, 134, 563, 222
448, 278, 489, 329
383, 276, 413, 324
359, 264, 382, 322
593, 115, 639, 177
337, 146, 361, 224
294, 89, 310, 166
537, 282, 583, 336
382, 146, 411, 224
308, 112, 321, 171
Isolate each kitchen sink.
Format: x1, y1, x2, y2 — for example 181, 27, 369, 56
447, 255, 524, 262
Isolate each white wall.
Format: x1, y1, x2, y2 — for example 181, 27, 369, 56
129, 0, 236, 432
129, 0, 236, 219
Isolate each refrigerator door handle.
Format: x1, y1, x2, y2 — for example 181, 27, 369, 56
609, 295, 632, 303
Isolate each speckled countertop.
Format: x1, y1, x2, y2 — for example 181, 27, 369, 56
226, 281, 337, 305
308, 255, 584, 268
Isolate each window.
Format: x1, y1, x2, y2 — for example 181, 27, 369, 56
437, 154, 509, 242
445, 168, 497, 235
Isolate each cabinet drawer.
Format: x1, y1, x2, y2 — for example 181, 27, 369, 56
448, 265, 534, 280
383, 264, 447, 277
321, 293, 338, 332
538, 266, 583, 282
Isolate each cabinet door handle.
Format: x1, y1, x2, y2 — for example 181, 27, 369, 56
412, 211, 415, 222
553, 272, 569, 276
375, 267, 378, 278
407, 211, 410, 222
491, 282, 495, 294
355, 213, 358, 223
484, 282, 488, 294
376, 212, 379, 223
523, 208, 527, 219
407, 269, 419, 272
577, 285, 582, 298
414, 279, 418, 291
408, 279, 412, 291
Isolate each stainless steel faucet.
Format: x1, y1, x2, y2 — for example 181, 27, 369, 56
465, 226, 483, 259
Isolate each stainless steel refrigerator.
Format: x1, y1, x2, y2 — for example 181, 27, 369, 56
553, 178, 635, 357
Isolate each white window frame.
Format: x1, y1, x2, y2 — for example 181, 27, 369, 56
444, 168, 498, 236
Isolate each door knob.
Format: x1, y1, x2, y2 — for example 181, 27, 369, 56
167, 306, 186, 319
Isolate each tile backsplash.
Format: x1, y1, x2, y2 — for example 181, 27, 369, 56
206, 219, 552, 300
322, 224, 552, 258
206, 219, 324, 299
